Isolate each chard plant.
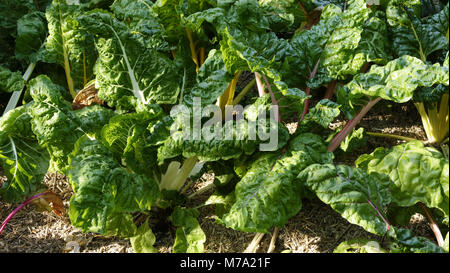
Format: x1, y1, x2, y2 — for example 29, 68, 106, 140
0, 0, 448, 254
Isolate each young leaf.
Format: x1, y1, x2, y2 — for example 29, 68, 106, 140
171, 206, 206, 253
130, 220, 158, 253
334, 239, 387, 253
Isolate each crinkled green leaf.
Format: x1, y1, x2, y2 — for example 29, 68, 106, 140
315, 0, 371, 82
101, 107, 164, 175
299, 164, 392, 235
338, 127, 367, 153
219, 133, 334, 233
356, 141, 449, 218
28, 75, 81, 171
110, 0, 171, 51
158, 103, 290, 163
413, 84, 448, 105
387, 1, 448, 60
292, 0, 388, 89
79, 10, 181, 110
43, 0, 97, 93
0, 65, 25, 93
290, 4, 342, 86
0, 104, 50, 203
298, 99, 340, 133
258, 0, 306, 32
343, 55, 449, 105
14, 11, 48, 63
74, 104, 116, 138
171, 206, 206, 253
68, 136, 160, 237
334, 239, 387, 253
219, 26, 298, 94
182, 49, 234, 106
355, 10, 392, 65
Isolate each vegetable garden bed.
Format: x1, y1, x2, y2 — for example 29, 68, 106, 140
0, 0, 449, 254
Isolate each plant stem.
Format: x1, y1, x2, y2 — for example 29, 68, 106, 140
244, 233, 265, 253
419, 203, 444, 247
199, 47, 205, 66
299, 58, 321, 124
187, 182, 215, 199
367, 199, 391, 231
254, 72, 266, 97
328, 97, 382, 152
186, 28, 199, 72
324, 80, 337, 100
267, 227, 279, 253
366, 132, 421, 143
262, 73, 281, 122
3, 62, 36, 116
233, 79, 256, 106
0, 192, 49, 236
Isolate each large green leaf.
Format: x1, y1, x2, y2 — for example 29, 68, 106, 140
43, 0, 97, 95
68, 136, 160, 237
0, 104, 50, 203
387, 1, 448, 61
258, 0, 306, 32
101, 106, 164, 175
299, 164, 392, 235
110, 0, 171, 51
182, 49, 234, 107
219, 133, 334, 233
157, 102, 290, 163
291, 0, 390, 89
28, 75, 81, 171
356, 141, 449, 218
28, 75, 114, 171
78, 10, 181, 111
14, 11, 48, 63
342, 55, 449, 105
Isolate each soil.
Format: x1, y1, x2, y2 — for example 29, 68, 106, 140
0, 93, 442, 253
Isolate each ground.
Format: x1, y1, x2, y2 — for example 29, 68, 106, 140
0, 93, 442, 253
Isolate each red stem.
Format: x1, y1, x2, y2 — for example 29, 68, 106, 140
299, 59, 321, 124
419, 203, 444, 247
297, 1, 308, 19
328, 97, 382, 152
261, 73, 281, 122
0, 192, 49, 236
324, 80, 337, 100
